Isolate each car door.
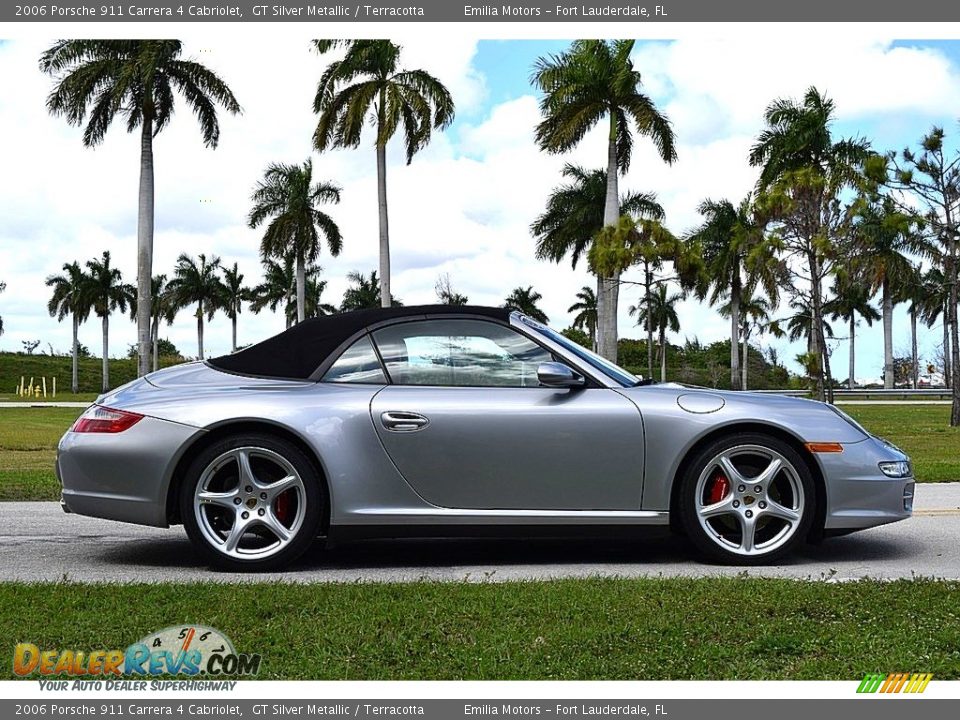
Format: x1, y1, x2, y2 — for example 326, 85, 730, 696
368, 318, 645, 510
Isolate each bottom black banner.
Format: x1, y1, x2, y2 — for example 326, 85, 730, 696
2, 700, 957, 719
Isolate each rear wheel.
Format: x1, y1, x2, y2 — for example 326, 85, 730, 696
180, 434, 325, 571
678, 433, 815, 565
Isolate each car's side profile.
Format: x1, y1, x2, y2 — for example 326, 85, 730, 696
57, 305, 914, 571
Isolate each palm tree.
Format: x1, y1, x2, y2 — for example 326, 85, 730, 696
220, 263, 249, 352
853, 198, 923, 389
533, 39, 676, 361
787, 297, 836, 385
720, 292, 779, 391
749, 87, 872, 401
567, 286, 598, 349
167, 253, 223, 359
686, 197, 782, 390
298, 272, 338, 321
532, 164, 664, 269
602, 215, 679, 379
148, 275, 178, 372
45, 262, 92, 393
630, 284, 682, 382
247, 160, 342, 324
129, 274, 179, 373
503, 286, 549, 324
826, 274, 881, 389
896, 266, 928, 389
82, 251, 133, 392
313, 40, 455, 308
916, 267, 952, 388
41, 40, 240, 378
341, 271, 383, 312
249, 257, 297, 328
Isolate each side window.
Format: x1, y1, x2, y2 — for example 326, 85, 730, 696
371, 319, 552, 387
321, 335, 387, 384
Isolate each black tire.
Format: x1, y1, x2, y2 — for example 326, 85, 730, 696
677, 432, 815, 565
180, 434, 325, 572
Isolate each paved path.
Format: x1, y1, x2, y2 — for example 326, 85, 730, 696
2, 484, 958, 583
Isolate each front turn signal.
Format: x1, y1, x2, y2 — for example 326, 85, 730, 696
805, 442, 844, 454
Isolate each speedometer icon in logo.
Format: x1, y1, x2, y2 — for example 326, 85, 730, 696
126, 624, 255, 676
139, 625, 236, 657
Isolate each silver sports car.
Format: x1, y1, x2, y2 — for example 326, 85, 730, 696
57, 306, 914, 571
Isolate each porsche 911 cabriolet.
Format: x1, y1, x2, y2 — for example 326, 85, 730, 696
57, 305, 913, 570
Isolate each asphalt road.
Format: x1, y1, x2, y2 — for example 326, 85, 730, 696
2, 484, 959, 583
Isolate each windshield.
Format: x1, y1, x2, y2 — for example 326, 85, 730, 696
517, 316, 641, 388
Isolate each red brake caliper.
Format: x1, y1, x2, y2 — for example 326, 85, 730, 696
707, 471, 730, 505
274, 492, 292, 526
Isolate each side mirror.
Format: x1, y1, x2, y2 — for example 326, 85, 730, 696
537, 361, 585, 388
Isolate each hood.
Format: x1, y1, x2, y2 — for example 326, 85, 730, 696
620, 384, 869, 444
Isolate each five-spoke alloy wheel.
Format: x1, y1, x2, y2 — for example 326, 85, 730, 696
180, 434, 325, 571
679, 433, 815, 564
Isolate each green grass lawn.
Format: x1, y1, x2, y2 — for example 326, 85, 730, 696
0, 393, 98, 403
0, 408, 82, 500
0, 404, 958, 502
843, 405, 960, 483
2, 577, 958, 680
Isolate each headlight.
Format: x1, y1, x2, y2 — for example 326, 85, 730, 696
878, 460, 912, 478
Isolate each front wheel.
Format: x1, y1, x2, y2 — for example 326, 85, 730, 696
678, 433, 815, 565
180, 434, 325, 572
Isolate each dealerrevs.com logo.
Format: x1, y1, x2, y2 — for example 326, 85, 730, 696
13, 625, 261, 678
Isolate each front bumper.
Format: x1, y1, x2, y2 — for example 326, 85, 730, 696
57, 415, 202, 528
820, 436, 914, 530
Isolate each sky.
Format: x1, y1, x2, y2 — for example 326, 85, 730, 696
1, 36, 959, 382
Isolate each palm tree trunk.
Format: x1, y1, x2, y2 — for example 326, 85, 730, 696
911, 308, 918, 389
659, 326, 667, 383
646, 271, 654, 380
730, 275, 741, 390
882, 278, 894, 389
71, 313, 79, 394
232, 315, 238, 353
944, 303, 952, 390
808, 253, 826, 402
741, 327, 748, 391
947, 249, 960, 425
152, 314, 160, 373
848, 315, 856, 391
136, 116, 155, 379
101, 314, 109, 393
597, 116, 620, 362
295, 253, 306, 324
197, 301, 204, 359
376, 140, 392, 308
823, 338, 834, 403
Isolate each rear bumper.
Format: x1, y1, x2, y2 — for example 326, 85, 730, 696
821, 436, 914, 530
57, 416, 202, 528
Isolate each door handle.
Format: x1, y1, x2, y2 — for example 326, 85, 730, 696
380, 411, 430, 432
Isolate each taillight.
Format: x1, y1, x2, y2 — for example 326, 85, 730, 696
71, 405, 144, 434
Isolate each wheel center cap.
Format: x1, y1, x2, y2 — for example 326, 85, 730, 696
743, 495, 756, 506
245, 498, 257, 509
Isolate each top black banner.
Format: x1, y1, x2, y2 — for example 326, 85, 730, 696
4, 0, 958, 23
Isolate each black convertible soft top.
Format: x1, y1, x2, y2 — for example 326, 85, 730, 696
208, 305, 513, 380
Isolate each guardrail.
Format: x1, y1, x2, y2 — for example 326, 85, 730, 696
752, 388, 954, 400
